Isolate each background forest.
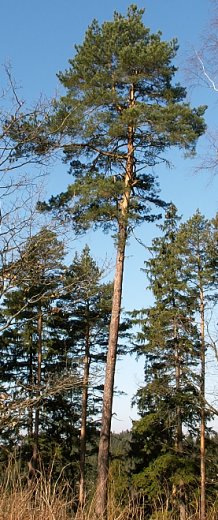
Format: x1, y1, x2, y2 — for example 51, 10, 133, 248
0, 2, 217, 520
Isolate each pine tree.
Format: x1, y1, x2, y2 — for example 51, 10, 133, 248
38, 6, 206, 513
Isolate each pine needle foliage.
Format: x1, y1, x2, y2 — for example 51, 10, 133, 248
39, 5, 206, 235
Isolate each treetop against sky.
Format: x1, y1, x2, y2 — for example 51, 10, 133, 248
0, 1, 215, 215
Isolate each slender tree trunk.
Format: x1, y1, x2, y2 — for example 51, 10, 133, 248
95, 84, 135, 518
79, 319, 91, 508
32, 305, 42, 470
28, 333, 34, 438
200, 287, 206, 520
27, 333, 35, 484
174, 324, 186, 520
95, 225, 127, 517
174, 320, 182, 454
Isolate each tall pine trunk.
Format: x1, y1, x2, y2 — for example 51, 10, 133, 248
95, 86, 135, 518
95, 226, 127, 517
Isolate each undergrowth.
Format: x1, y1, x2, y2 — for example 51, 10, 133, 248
0, 458, 217, 520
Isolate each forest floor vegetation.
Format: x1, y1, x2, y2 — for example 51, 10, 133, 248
0, 459, 217, 520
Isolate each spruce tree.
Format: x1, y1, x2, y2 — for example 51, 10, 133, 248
178, 211, 218, 520
0, 239, 114, 490
131, 205, 201, 518
57, 246, 113, 506
0, 228, 65, 472
38, 6, 206, 513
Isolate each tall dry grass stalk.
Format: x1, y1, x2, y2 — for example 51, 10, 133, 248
0, 456, 74, 520
0, 458, 217, 520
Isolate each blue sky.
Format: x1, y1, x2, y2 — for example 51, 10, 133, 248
0, 0, 211, 102
1, 0, 218, 431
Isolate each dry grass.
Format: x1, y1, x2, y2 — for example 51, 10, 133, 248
0, 460, 217, 520
0, 458, 74, 520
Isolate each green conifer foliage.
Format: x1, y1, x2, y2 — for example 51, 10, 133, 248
131, 206, 201, 515
131, 209, 218, 518
178, 211, 218, 520
0, 228, 67, 469
55, 246, 113, 503
43, 6, 206, 233
0, 241, 114, 490
38, 6, 206, 513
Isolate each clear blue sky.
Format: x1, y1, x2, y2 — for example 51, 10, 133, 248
1, 0, 217, 431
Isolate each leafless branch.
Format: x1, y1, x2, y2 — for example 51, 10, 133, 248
195, 51, 218, 92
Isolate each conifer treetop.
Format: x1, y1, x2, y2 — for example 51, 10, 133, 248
39, 5, 206, 235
